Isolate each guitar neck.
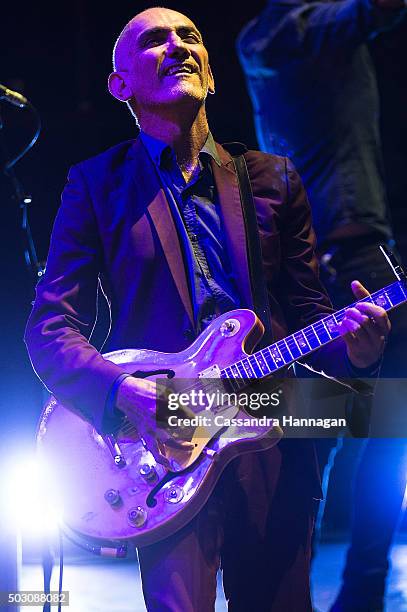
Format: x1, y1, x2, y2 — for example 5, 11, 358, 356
220, 280, 407, 384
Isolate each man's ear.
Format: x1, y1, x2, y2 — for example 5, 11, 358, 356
208, 64, 215, 95
108, 72, 133, 102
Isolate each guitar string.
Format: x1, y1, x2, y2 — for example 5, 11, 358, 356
113, 283, 405, 439
114, 284, 404, 438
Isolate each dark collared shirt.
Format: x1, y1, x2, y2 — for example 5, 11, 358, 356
140, 130, 240, 333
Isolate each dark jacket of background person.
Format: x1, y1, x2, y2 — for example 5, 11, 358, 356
237, 0, 406, 247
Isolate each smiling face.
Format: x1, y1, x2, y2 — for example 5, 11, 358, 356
109, 8, 215, 120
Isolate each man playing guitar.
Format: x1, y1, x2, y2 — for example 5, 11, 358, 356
25, 8, 391, 611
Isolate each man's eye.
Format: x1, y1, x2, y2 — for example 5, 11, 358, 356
144, 37, 164, 47
184, 35, 199, 43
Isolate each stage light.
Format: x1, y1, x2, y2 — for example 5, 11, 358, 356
5, 453, 62, 538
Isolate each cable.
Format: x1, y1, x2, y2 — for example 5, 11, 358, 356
3, 103, 41, 171
58, 529, 63, 612
1, 100, 44, 278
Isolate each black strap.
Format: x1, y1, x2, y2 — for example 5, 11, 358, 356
232, 154, 273, 344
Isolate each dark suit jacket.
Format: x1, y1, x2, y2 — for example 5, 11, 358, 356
25, 136, 352, 437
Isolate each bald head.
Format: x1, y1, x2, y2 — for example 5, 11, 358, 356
109, 7, 214, 127
112, 7, 201, 71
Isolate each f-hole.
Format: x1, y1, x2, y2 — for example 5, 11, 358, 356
131, 369, 175, 379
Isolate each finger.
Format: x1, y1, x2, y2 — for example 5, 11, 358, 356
355, 301, 386, 317
338, 318, 357, 335
142, 433, 171, 468
350, 317, 386, 348
338, 316, 368, 340
355, 302, 391, 336
342, 307, 370, 326
343, 307, 387, 340
351, 280, 371, 300
342, 308, 388, 348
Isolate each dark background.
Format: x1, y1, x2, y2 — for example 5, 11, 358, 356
1, 0, 406, 532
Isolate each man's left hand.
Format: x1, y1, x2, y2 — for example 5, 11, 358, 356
339, 280, 391, 370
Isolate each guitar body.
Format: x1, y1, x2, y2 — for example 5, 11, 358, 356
37, 309, 282, 547
36, 274, 407, 548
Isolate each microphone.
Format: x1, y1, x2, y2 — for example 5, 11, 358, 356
0, 84, 29, 108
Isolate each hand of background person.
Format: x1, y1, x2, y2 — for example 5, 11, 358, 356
339, 280, 391, 370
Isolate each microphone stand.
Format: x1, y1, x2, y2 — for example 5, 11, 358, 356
0, 101, 45, 282
0, 100, 44, 612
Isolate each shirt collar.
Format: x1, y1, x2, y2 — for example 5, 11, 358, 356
200, 131, 222, 166
139, 129, 222, 169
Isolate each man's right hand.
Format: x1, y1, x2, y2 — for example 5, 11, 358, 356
115, 376, 195, 468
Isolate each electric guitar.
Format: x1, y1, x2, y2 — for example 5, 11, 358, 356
37, 277, 407, 551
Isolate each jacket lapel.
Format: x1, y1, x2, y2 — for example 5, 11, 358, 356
212, 145, 254, 310
129, 139, 194, 326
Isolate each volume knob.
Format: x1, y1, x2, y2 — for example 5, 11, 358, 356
127, 506, 148, 528
164, 485, 184, 504
139, 463, 158, 484
220, 319, 240, 337
104, 489, 121, 507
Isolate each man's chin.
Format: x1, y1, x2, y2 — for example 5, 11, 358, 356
160, 83, 206, 104
139, 88, 207, 117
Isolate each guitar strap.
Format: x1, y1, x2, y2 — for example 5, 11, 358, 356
232, 154, 273, 345
231, 150, 375, 425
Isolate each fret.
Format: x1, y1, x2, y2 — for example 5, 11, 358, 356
260, 348, 278, 372
285, 335, 302, 359
269, 344, 285, 367
293, 330, 311, 354
230, 365, 241, 379
242, 358, 256, 378
386, 292, 394, 307
287, 334, 302, 357
321, 319, 332, 339
252, 352, 271, 376
236, 362, 249, 379
262, 346, 279, 369
285, 336, 302, 359
276, 340, 292, 364
386, 282, 407, 306
247, 355, 262, 378
282, 338, 294, 360
304, 326, 320, 349
399, 282, 407, 301
324, 315, 340, 338
371, 292, 391, 309
313, 321, 330, 344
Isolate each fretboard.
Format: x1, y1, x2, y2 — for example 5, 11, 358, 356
220, 280, 407, 387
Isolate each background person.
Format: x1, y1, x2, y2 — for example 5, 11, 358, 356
237, 1, 407, 609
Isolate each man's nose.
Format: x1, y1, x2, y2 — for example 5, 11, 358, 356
166, 34, 189, 58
